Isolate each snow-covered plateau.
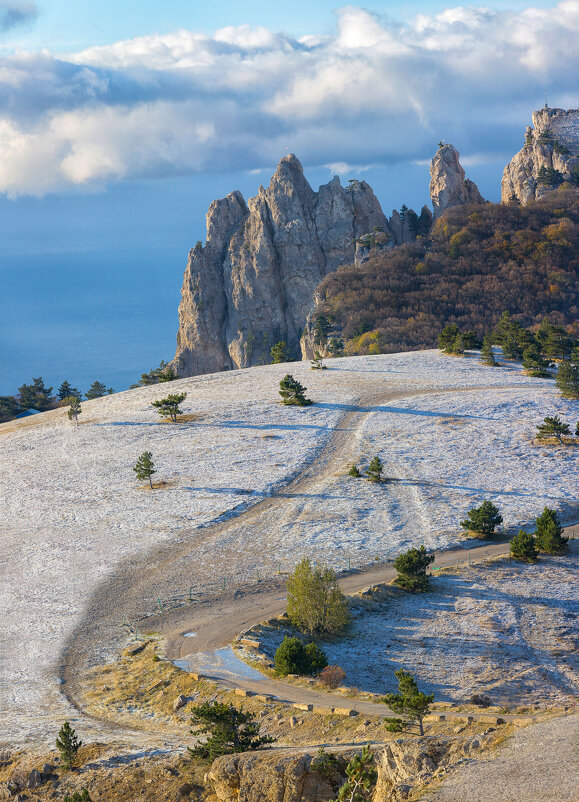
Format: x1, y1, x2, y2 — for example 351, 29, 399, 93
0, 350, 577, 743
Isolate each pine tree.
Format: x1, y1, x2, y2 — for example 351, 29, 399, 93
85, 381, 108, 400
534, 507, 568, 554
394, 545, 435, 591
335, 745, 377, 802
287, 558, 351, 636
522, 346, 550, 377
480, 336, 497, 366
460, 500, 503, 538
311, 352, 326, 370
151, 392, 187, 422
133, 451, 156, 489
58, 381, 82, 401
18, 377, 53, 410
536, 415, 570, 443
67, 398, 82, 426
366, 456, 383, 483
327, 337, 344, 357
270, 340, 289, 364
381, 669, 434, 736
64, 791, 92, 802
279, 375, 312, 406
188, 702, 274, 760
510, 530, 538, 562
438, 324, 460, 352
348, 464, 362, 477
56, 722, 82, 770
555, 360, 579, 399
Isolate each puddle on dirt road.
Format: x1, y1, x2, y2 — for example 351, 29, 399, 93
173, 646, 267, 681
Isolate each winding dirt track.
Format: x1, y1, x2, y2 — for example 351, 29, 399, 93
60, 381, 568, 736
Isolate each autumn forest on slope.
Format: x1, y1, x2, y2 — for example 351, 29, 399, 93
311, 186, 579, 356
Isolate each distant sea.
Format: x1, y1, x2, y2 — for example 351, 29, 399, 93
0, 245, 185, 397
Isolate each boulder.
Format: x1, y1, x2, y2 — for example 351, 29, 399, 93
173, 694, 188, 711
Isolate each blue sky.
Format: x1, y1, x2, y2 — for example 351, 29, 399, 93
3, 1, 560, 51
0, 0, 577, 394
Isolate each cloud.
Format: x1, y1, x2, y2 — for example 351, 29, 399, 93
0, 2, 577, 195
0, 1, 36, 32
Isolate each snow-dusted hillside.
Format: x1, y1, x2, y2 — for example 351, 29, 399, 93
0, 350, 577, 743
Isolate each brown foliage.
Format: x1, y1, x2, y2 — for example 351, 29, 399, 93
314, 187, 579, 354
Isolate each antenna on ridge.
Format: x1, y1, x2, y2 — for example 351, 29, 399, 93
544, 90, 549, 109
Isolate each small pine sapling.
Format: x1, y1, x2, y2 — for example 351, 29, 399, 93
133, 451, 156, 489
311, 352, 326, 370
270, 340, 289, 364
56, 722, 82, 770
555, 360, 579, 399
279, 375, 312, 406
480, 336, 497, 366
522, 346, 550, 377
188, 702, 274, 760
151, 392, 187, 422
394, 545, 435, 592
460, 500, 503, 538
335, 745, 377, 802
534, 507, 568, 554
536, 415, 570, 443
304, 641, 328, 674
348, 464, 362, 477
576, 421, 579, 437
510, 530, 538, 562
366, 456, 383, 483
67, 397, 82, 426
64, 792, 92, 802
381, 669, 434, 736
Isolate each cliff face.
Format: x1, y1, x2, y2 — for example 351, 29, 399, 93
501, 107, 579, 204
173, 155, 390, 376
429, 144, 484, 219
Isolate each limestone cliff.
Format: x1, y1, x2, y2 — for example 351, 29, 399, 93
172, 155, 391, 376
501, 107, 579, 204
429, 144, 484, 219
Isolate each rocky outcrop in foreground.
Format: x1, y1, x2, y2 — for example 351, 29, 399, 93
173, 155, 390, 376
501, 107, 579, 204
207, 732, 498, 802
429, 144, 484, 219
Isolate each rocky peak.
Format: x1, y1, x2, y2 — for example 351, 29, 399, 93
501, 107, 579, 204
172, 155, 391, 377
429, 144, 485, 219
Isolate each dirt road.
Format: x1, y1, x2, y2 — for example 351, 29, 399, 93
59, 379, 577, 734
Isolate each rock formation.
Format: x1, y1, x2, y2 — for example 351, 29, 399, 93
172, 155, 391, 376
429, 144, 484, 219
207, 733, 495, 802
501, 107, 579, 204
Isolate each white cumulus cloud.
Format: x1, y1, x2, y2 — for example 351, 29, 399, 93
0, 2, 576, 196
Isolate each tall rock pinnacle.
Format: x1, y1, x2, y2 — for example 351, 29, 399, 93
501, 107, 579, 204
429, 144, 484, 219
172, 155, 390, 377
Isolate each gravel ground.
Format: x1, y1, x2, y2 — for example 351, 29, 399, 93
423, 715, 579, 801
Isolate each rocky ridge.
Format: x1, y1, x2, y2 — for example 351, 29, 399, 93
172, 155, 441, 377
173, 155, 393, 376
501, 107, 579, 204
